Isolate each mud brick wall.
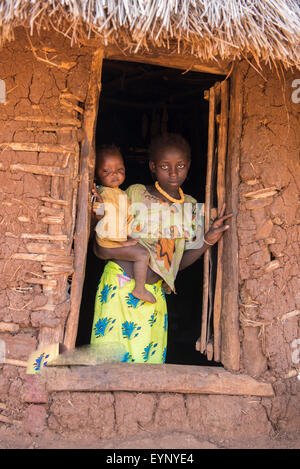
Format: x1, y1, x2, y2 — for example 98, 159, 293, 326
237, 63, 300, 426
0, 27, 93, 421
47, 391, 273, 441
0, 34, 299, 435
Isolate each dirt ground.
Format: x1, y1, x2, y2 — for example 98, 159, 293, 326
0, 426, 299, 449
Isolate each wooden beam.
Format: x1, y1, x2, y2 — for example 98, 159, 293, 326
103, 44, 229, 76
64, 48, 104, 350
43, 363, 274, 397
10, 164, 71, 178
221, 66, 242, 371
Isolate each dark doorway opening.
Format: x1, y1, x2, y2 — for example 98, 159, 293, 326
76, 59, 223, 366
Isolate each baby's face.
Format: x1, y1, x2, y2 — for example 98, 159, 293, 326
96, 153, 125, 188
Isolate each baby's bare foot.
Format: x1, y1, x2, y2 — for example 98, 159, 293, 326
132, 287, 156, 304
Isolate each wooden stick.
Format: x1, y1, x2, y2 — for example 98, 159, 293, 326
24, 278, 58, 287
1, 142, 76, 154
0, 415, 21, 425
243, 187, 278, 199
206, 340, 214, 361
41, 216, 64, 225
0, 322, 19, 333
14, 115, 81, 127
200, 85, 216, 355
60, 92, 85, 103
213, 80, 229, 362
41, 270, 74, 276
25, 243, 65, 254
59, 98, 84, 114
21, 233, 68, 242
12, 253, 73, 264
284, 369, 299, 379
10, 163, 71, 178
4, 358, 28, 367
64, 49, 104, 350
40, 197, 69, 206
281, 310, 300, 322
39, 206, 64, 216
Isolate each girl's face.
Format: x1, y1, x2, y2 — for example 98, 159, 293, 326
149, 147, 190, 194
96, 153, 125, 188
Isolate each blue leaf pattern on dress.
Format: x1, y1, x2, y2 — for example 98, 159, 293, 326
142, 342, 158, 362
121, 352, 135, 363
122, 321, 141, 339
33, 353, 50, 371
98, 284, 117, 303
162, 347, 167, 363
164, 313, 168, 331
125, 292, 144, 308
94, 317, 116, 338
148, 312, 157, 327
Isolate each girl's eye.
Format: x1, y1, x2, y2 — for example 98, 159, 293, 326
177, 164, 185, 169
161, 165, 168, 170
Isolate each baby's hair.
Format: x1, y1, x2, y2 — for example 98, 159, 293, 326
96, 144, 122, 161
148, 133, 191, 162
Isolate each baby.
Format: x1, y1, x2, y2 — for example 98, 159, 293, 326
92, 145, 156, 304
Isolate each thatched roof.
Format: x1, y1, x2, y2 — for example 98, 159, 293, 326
0, 0, 299, 68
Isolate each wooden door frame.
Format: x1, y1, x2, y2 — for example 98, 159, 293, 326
63, 45, 241, 372
220, 65, 242, 371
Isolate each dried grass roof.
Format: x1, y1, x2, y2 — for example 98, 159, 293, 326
0, 0, 299, 68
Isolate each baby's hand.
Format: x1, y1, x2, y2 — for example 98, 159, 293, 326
92, 184, 104, 216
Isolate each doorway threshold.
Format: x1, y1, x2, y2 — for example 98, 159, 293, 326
42, 363, 274, 397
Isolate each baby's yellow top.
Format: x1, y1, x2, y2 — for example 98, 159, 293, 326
95, 186, 133, 248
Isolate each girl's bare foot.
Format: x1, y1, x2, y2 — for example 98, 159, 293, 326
132, 287, 156, 304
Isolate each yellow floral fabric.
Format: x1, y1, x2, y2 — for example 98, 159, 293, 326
91, 261, 168, 364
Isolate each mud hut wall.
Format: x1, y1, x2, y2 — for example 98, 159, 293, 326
236, 62, 300, 424
0, 28, 93, 366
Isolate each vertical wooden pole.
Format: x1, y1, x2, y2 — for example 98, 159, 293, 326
200, 86, 216, 354
213, 80, 229, 362
64, 49, 104, 350
221, 66, 242, 371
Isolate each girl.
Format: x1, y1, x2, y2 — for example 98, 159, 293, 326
90, 134, 232, 364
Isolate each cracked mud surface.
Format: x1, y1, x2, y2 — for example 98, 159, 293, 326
0, 426, 299, 449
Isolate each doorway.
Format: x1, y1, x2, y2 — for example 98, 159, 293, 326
76, 59, 224, 366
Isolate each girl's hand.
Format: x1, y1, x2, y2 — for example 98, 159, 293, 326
204, 203, 233, 246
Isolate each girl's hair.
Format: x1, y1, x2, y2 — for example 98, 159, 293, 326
148, 133, 191, 161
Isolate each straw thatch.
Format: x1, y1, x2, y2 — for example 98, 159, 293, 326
0, 0, 299, 68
